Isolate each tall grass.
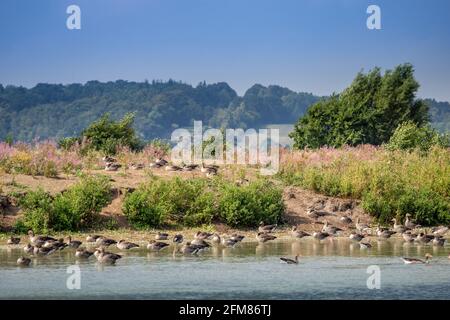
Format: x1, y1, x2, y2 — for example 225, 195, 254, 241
279, 145, 450, 225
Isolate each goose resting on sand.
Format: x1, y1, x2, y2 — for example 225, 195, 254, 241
117, 240, 139, 250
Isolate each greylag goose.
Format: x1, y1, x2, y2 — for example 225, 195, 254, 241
340, 216, 353, 224
210, 234, 221, 244
155, 232, 169, 240
404, 214, 420, 229
415, 232, 433, 244
86, 234, 102, 242
291, 226, 310, 239
147, 240, 170, 251
402, 253, 432, 264
102, 156, 116, 163
359, 241, 372, 249
402, 231, 416, 242
7, 236, 20, 245
155, 158, 168, 166
280, 255, 299, 264
75, 248, 94, 259
432, 236, 445, 246
95, 237, 117, 247
33, 245, 57, 256
165, 165, 182, 171
258, 222, 277, 233
376, 225, 396, 239
104, 163, 121, 171
230, 234, 245, 242
130, 163, 144, 170
96, 247, 122, 264
391, 218, 409, 233
306, 208, 329, 220
173, 234, 184, 244
355, 218, 370, 232
432, 226, 449, 236
256, 232, 277, 243
322, 220, 342, 235
200, 164, 219, 174
23, 244, 34, 254
182, 164, 198, 171
179, 242, 201, 254
149, 162, 162, 168
67, 236, 82, 248
194, 231, 213, 240
312, 231, 330, 240
17, 256, 31, 266
117, 240, 139, 250
221, 238, 238, 247
28, 230, 56, 246
349, 232, 365, 242
191, 238, 210, 248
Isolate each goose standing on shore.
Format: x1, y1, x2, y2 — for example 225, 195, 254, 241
117, 240, 139, 250
402, 231, 416, 242
67, 236, 82, 249
256, 232, 277, 243
404, 214, 420, 229
392, 218, 409, 233
376, 225, 396, 239
322, 220, 342, 235
28, 230, 56, 246
291, 227, 310, 239
7, 236, 21, 245
355, 218, 370, 233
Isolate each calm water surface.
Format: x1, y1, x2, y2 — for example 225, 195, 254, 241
0, 239, 449, 299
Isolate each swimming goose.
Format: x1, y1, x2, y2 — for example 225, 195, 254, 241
256, 232, 277, 243
104, 163, 122, 171
258, 222, 277, 233
17, 256, 31, 266
322, 220, 343, 235
391, 218, 409, 233
96, 247, 122, 264
23, 244, 34, 254
432, 236, 445, 246
117, 240, 139, 250
173, 234, 184, 244
7, 236, 20, 245
355, 218, 370, 232
28, 230, 56, 246
86, 234, 102, 242
402, 253, 432, 264
290, 226, 310, 239
415, 232, 433, 244
165, 165, 182, 171
312, 231, 330, 241
67, 236, 82, 249
359, 241, 372, 249
404, 214, 420, 229
147, 240, 170, 251
349, 232, 365, 242
95, 237, 117, 247
280, 255, 299, 264
155, 232, 169, 240
340, 216, 353, 224
230, 234, 245, 242
179, 242, 201, 255
376, 225, 396, 239
402, 231, 416, 242
194, 231, 213, 240
33, 245, 57, 256
75, 248, 94, 259
432, 226, 449, 237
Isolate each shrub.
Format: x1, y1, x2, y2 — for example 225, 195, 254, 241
17, 175, 111, 232
218, 180, 284, 227
386, 121, 450, 152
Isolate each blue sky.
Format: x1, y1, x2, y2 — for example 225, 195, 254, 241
1, 0, 449, 101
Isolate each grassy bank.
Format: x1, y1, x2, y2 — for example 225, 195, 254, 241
278, 145, 450, 225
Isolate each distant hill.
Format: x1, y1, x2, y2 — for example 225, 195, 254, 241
0, 80, 447, 142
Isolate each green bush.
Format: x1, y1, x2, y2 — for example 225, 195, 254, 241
123, 177, 284, 228
16, 175, 111, 232
386, 121, 450, 152
218, 180, 284, 227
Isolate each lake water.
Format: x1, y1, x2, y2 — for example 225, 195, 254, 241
0, 239, 449, 299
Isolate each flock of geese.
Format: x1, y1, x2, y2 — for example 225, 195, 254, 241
9, 229, 248, 266
7, 216, 449, 267
103, 156, 219, 177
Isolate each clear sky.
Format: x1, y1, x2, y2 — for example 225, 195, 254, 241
1, 0, 449, 101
